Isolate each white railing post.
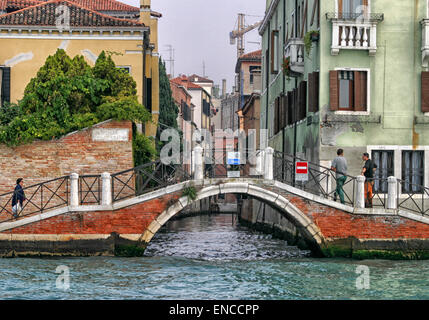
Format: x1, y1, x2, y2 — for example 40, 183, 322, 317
70, 173, 79, 207
369, 23, 377, 55
193, 145, 204, 180
101, 172, 112, 206
387, 176, 397, 210
264, 147, 274, 180
355, 175, 365, 209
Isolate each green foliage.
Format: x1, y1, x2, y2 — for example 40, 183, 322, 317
0, 102, 21, 126
133, 132, 156, 167
182, 185, 197, 202
156, 58, 179, 153
304, 30, 319, 57
0, 49, 151, 146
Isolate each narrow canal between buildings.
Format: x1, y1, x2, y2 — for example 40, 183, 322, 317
1, 213, 429, 299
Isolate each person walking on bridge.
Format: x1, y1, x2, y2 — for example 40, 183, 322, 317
361, 153, 377, 208
12, 178, 26, 219
331, 149, 348, 204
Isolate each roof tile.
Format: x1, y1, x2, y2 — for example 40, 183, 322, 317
0, 0, 145, 27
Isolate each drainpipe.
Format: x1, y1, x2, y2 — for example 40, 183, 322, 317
265, 21, 270, 138
282, 0, 286, 180
292, 0, 298, 187
143, 30, 148, 109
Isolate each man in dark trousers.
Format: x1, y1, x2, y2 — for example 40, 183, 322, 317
12, 178, 26, 219
331, 149, 348, 204
361, 153, 377, 208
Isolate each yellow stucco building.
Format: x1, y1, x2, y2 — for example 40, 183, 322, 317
0, 0, 160, 137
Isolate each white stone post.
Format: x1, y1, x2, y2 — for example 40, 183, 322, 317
250, 150, 263, 176
332, 22, 340, 55
264, 147, 274, 180
355, 175, 365, 209
191, 150, 195, 175
387, 176, 397, 210
70, 173, 79, 207
369, 24, 377, 51
101, 172, 112, 206
193, 145, 204, 180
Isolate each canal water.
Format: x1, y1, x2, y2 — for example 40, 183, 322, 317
1, 213, 429, 300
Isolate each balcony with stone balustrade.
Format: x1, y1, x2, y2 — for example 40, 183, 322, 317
326, 12, 384, 56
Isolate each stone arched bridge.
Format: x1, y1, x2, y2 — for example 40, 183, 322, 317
1, 147, 429, 259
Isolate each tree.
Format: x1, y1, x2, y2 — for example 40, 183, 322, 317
156, 58, 179, 153
0, 49, 155, 164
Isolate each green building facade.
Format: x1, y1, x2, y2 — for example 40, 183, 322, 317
260, 0, 429, 192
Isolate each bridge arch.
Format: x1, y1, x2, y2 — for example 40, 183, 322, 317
140, 181, 326, 253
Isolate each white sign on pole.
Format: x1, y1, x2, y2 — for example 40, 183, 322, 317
227, 152, 240, 165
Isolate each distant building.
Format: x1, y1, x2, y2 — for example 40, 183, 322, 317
235, 50, 262, 109
187, 74, 214, 97
170, 77, 194, 172
221, 93, 240, 133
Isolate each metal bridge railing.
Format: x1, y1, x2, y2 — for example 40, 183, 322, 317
79, 175, 101, 205
273, 151, 357, 206
397, 179, 429, 216
111, 160, 192, 203
0, 176, 69, 222
2, 149, 429, 222
368, 178, 388, 208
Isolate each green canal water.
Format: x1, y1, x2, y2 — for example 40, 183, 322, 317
1, 213, 429, 300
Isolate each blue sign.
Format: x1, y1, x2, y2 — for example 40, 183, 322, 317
227, 152, 240, 165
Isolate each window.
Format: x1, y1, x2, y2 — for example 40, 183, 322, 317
421, 72, 429, 113
308, 72, 320, 113
302, 0, 307, 36
0, 67, 10, 107
249, 66, 261, 85
372, 150, 394, 193
271, 30, 279, 74
339, 0, 367, 15
339, 71, 354, 109
145, 78, 152, 113
330, 70, 368, 112
310, 0, 320, 28
402, 151, 425, 193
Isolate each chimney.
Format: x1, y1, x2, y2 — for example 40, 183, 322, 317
140, 0, 151, 23
222, 79, 226, 98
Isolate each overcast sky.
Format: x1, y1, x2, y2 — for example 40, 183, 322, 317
119, 0, 266, 94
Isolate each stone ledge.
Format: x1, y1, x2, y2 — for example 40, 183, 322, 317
323, 113, 381, 124
414, 115, 429, 125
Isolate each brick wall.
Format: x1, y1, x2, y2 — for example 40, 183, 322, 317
287, 195, 429, 240
2, 193, 180, 235
0, 120, 134, 196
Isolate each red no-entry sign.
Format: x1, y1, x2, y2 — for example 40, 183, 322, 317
295, 161, 309, 181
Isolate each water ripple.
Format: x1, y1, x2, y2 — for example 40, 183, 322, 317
1, 214, 429, 299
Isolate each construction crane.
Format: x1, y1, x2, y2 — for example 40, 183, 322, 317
230, 13, 262, 59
